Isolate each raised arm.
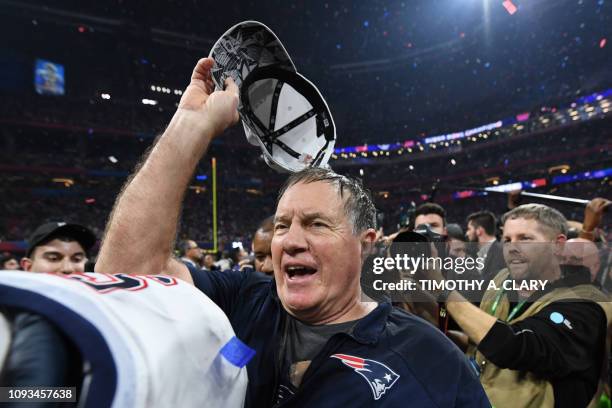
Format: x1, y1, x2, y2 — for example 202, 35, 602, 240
95, 58, 239, 282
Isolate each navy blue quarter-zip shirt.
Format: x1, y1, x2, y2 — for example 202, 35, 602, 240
188, 265, 490, 407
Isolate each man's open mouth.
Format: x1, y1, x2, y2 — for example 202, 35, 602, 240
285, 265, 318, 279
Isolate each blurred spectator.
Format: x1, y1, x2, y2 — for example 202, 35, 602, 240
562, 238, 602, 283
466, 211, 506, 281
21, 222, 96, 274
252, 216, 274, 275
178, 239, 204, 268
202, 253, 217, 271
579, 198, 611, 242
230, 245, 251, 271
412, 203, 447, 235
214, 251, 233, 271
447, 223, 468, 259
0, 253, 20, 270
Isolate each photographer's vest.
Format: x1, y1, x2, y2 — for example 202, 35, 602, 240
467, 269, 612, 408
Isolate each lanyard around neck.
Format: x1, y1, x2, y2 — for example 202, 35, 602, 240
490, 284, 528, 321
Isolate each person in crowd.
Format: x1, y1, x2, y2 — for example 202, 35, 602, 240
252, 216, 274, 275
563, 238, 603, 283
20, 221, 96, 274
579, 197, 610, 242
178, 239, 204, 268
431, 203, 610, 408
447, 223, 468, 259
96, 57, 490, 407
465, 211, 506, 281
230, 244, 251, 270
202, 253, 217, 271
0, 253, 20, 270
412, 202, 447, 236
214, 250, 233, 271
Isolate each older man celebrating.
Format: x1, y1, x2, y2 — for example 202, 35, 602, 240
96, 57, 489, 407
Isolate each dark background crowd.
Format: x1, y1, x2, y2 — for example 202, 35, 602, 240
0, 0, 610, 260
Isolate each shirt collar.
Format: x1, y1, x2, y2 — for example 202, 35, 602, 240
350, 302, 391, 345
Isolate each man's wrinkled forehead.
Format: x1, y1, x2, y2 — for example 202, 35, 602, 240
275, 181, 344, 221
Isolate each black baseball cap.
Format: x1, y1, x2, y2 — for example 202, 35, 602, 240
26, 222, 96, 257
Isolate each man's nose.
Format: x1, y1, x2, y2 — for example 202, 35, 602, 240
59, 259, 79, 275
504, 240, 520, 254
282, 223, 308, 255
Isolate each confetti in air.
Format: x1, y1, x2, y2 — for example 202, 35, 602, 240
502, 0, 518, 15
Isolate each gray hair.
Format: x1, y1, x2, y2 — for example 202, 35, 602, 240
501, 203, 568, 238
276, 167, 377, 234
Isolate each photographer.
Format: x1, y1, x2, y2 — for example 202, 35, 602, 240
425, 204, 610, 408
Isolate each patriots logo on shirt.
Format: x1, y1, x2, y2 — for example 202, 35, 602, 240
331, 354, 400, 400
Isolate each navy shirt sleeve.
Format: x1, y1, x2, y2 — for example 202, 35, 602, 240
185, 262, 248, 318
478, 301, 607, 378
185, 262, 271, 319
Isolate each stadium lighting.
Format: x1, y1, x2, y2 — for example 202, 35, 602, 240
409, 165, 414, 170
101, 93, 111, 100
108, 156, 118, 163
451, 158, 456, 166
359, 169, 364, 176
150, 85, 156, 91
142, 98, 158, 105
52, 178, 74, 187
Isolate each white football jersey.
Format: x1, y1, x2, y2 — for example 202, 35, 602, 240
0, 271, 251, 408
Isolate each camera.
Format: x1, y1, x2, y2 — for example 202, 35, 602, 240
390, 223, 447, 261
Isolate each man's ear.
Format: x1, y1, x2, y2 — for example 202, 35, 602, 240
362, 228, 377, 243
361, 228, 378, 257
20, 257, 33, 271
553, 234, 568, 257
